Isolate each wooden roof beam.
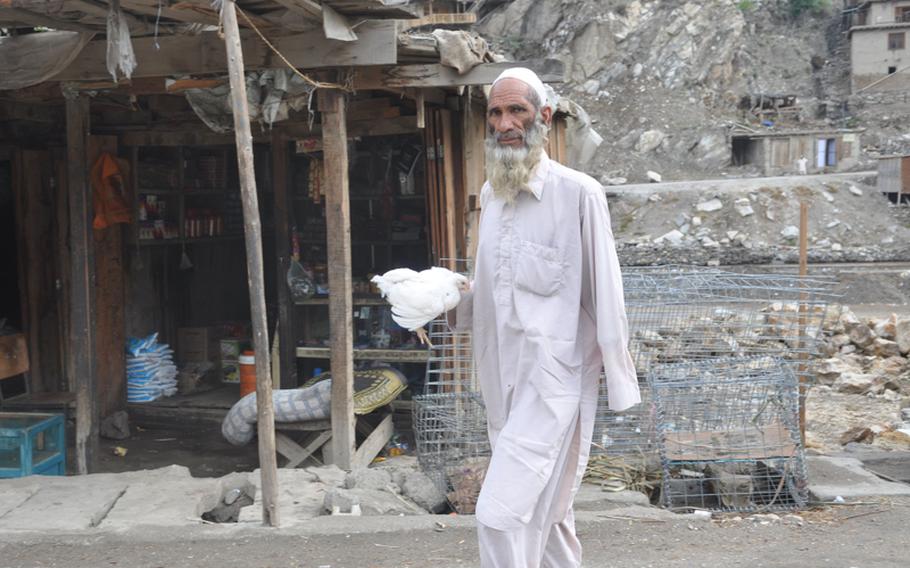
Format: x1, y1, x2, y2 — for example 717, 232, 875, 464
66, 0, 153, 34
352, 59, 565, 89
52, 20, 399, 81
0, 6, 101, 32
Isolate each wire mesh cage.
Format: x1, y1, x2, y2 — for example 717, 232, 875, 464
413, 265, 838, 512
413, 317, 491, 513
649, 356, 808, 512
593, 266, 840, 463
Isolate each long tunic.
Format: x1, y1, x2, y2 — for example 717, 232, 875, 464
456, 152, 640, 532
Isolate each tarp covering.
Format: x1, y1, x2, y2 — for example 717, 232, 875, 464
0, 31, 94, 91
184, 69, 316, 133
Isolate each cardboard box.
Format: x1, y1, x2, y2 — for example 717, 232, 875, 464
0, 333, 29, 381
177, 327, 220, 364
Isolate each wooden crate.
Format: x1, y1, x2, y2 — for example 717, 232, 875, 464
0, 334, 29, 381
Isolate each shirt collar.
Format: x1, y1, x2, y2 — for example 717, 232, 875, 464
527, 151, 550, 201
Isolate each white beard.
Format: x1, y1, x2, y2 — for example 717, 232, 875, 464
485, 118, 549, 205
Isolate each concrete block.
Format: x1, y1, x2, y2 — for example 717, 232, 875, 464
807, 456, 910, 501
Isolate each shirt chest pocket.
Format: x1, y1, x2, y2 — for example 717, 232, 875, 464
513, 240, 564, 297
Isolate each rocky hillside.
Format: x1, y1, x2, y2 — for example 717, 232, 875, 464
476, 0, 908, 182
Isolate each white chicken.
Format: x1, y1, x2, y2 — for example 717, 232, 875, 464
371, 267, 470, 347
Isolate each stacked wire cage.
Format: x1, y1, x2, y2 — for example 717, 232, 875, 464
414, 265, 839, 512
649, 356, 808, 512
412, 317, 491, 514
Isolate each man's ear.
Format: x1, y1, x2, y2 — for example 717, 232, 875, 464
541, 106, 553, 126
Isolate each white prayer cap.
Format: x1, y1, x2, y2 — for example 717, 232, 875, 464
491, 67, 551, 110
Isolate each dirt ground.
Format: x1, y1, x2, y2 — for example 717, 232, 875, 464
1, 498, 907, 568
94, 424, 260, 478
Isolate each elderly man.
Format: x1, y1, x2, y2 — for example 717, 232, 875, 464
453, 68, 641, 567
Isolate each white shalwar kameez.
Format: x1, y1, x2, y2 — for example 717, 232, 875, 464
456, 153, 641, 568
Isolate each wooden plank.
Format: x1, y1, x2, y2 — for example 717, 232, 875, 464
87, 136, 126, 419
0, 334, 28, 381
424, 109, 441, 264
461, 98, 486, 261
439, 109, 457, 267
319, 88, 356, 471
0, 7, 101, 32
119, 0, 220, 27
398, 12, 477, 31
276, 430, 332, 468
270, 0, 322, 20
271, 129, 296, 389
295, 346, 430, 363
353, 60, 565, 90
323, 0, 420, 17
67, 0, 152, 33
222, 0, 279, 527
663, 424, 795, 462
53, 20, 399, 81
352, 413, 393, 469
65, 94, 97, 475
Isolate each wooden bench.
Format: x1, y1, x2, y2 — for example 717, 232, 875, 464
275, 410, 394, 469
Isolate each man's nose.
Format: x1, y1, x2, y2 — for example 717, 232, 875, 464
494, 113, 519, 133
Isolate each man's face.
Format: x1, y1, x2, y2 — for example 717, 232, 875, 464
487, 79, 550, 149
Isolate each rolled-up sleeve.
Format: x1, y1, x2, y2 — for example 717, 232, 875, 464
581, 189, 641, 411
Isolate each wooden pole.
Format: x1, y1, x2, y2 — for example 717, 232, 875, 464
319, 88, 356, 470
221, 0, 279, 526
271, 129, 296, 389
65, 93, 98, 475
798, 200, 809, 445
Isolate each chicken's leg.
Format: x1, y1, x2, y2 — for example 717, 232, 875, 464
415, 327, 434, 349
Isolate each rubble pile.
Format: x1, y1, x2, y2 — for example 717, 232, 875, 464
807, 306, 910, 452
609, 179, 910, 266
476, 0, 881, 182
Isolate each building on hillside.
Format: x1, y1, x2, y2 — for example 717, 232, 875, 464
878, 154, 910, 202
843, 0, 910, 92
729, 127, 863, 175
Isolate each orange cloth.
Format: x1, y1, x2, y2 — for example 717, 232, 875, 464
91, 153, 131, 229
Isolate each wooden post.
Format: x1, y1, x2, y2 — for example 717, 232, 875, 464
221, 0, 279, 527
271, 129, 296, 389
798, 200, 809, 445
65, 93, 98, 475
319, 88, 356, 470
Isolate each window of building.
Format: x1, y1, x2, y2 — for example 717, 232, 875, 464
888, 32, 906, 50
889, 66, 898, 74
896, 6, 910, 23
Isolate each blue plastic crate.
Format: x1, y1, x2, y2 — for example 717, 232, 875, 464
0, 412, 66, 478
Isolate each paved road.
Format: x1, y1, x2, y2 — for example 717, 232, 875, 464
607, 171, 877, 195
1, 499, 907, 568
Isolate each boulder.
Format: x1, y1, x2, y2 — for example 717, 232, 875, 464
848, 323, 876, 349
834, 372, 885, 395
733, 198, 754, 217
780, 226, 800, 239
696, 198, 723, 212
100, 410, 130, 440
647, 170, 663, 183
874, 315, 898, 339
345, 467, 395, 492
839, 426, 874, 445
872, 338, 902, 359
815, 358, 852, 385
636, 129, 666, 153
401, 471, 448, 513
